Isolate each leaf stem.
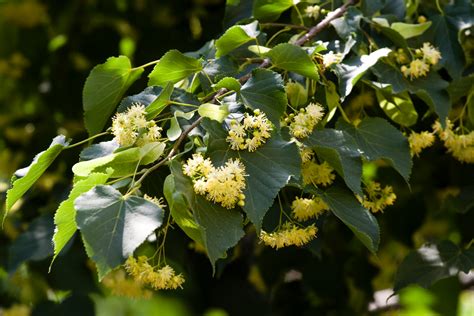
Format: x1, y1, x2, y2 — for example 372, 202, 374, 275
133, 59, 160, 70
261, 23, 310, 31
65, 131, 109, 149
168, 101, 200, 108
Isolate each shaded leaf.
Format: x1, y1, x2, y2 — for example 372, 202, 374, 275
394, 241, 474, 291
309, 186, 380, 253
75, 185, 164, 279
170, 161, 244, 271
163, 174, 203, 245
239, 69, 287, 127
83, 56, 143, 136
372, 63, 450, 125
304, 129, 362, 195
9, 215, 55, 272
337, 117, 412, 182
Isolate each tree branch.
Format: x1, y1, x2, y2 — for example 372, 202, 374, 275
294, 0, 359, 46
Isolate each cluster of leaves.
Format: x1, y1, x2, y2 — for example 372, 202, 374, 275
2, 0, 474, 314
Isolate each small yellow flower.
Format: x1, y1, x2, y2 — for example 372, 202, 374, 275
226, 110, 272, 152
182, 154, 247, 209
408, 131, 435, 156
420, 42, 441, 65
301, 160, 335, 186
291, 196, 329, 221
433, 120, 474, 163
111, 103, 163, 147
260, 223, 318, 249
102, 269, 152, 299
359, 181, 397, 213
2, 304, 31, 316
407, 59, 430, 79
289, 103, 325, 138
124, 256, 185, 290
143, 194, 167, 209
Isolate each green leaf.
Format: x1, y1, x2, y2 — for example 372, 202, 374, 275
6, 135, 69, 213
72, 145, 163, 178
390, 22, 432, 39
424, 13, 465, 79
304, 129, 362, 195
166, 110, 195, 142
372, 63, 450, 125
374, 85, 418, 126
75, 185, 164, 279
52, 173, 110, 267
148, 50, 202, 86
214, 77, 241, 92
8, 215, 54, 272
239, 69, 287, 127
394, 241, 474, 292
139, 142, 166, 165
265, 43, 319, 80
146, 82, 174, 119
311, 186, 380, 253
253, 0, 293, 21
170, 161, 244, 271
215, 21, 259, 58
337, 117, 412, 182
163, 174, 204, 245
203, 119, 300, 230
198, 103, 229, 123
83, 56, 143, 136
72, 149, 135, 178
335, 48, 391, 99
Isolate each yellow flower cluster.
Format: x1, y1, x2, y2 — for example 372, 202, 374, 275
291, 196, 329, 221
183, 153, 247, 209
302, 160, 336, 186
101, 269, 153, 298
359, 181, 397, 213
260, 223, 318, 249
408, 131, 435, 156
399, 43, 441, 80
433, 120, 474, 163
2, 304, 31, 316
125, 256, 185, 290
111, 103, 162, 147
288, 103, 325, 138
226, 109, 273, 152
